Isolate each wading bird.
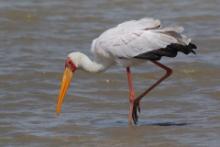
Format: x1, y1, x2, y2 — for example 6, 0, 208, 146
56, 18, 197, 125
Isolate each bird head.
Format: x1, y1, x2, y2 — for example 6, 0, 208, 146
56, 52, 81, 115
56, 52, 104, 114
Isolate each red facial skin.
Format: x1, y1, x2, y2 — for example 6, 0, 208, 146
65, 57, 77, 72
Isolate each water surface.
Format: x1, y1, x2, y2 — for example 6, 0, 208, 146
0, 0, 220, 146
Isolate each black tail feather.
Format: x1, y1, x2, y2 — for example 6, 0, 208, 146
134, 43, 197, 60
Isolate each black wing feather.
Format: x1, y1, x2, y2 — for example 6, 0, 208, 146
134, 43, 197, 60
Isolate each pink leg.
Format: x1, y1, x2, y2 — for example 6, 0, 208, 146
126, 67, 135, 125
132, 61, 173, 123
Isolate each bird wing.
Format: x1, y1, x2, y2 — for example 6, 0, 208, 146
92, 18, 192, 59
116, 17, 161, 30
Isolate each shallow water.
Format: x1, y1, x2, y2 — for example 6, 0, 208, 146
0, 0, 220, 146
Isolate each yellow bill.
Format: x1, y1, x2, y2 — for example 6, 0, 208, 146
56, 67, 73, 115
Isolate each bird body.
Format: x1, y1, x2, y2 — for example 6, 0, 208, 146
57, 17, 197, 125
90, 18, 193, 67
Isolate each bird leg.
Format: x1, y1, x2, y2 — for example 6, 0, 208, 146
126, 67, 136, 125
132, 61, 173, 124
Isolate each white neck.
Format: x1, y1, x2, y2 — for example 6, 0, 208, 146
69, 52, 113, 73
80, 55, 109, 73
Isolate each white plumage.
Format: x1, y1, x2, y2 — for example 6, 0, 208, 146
91, 17, 191, 67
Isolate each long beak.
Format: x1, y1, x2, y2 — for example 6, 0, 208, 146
56, 67, 74, 115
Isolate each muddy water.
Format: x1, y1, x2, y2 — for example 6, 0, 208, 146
0, 0, 220, 146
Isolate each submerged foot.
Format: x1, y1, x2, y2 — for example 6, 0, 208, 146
132, 100, 141, 124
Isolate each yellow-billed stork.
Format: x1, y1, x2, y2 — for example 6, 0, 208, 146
56, 18, 197, 125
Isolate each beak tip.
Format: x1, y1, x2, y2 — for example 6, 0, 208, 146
56, 109, 61, 116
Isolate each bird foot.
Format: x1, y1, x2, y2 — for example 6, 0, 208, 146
132, 100, 141, 125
